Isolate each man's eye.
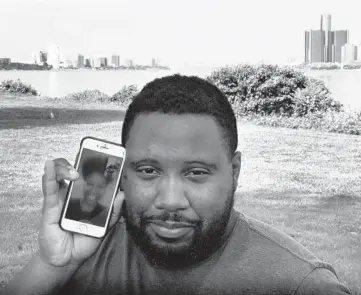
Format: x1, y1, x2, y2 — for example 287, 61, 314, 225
186, 170, 209, 177
137, 167, 158, 174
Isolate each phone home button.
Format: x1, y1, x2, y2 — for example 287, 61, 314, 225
78, 224, 88, 234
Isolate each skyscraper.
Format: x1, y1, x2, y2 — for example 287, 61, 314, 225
332, 30, 348, 63
111, 55, 120, 67
320, 14, 333, 62
308, 30, 325, 63
304, 15, 349, 63
77, 54, 84, 68
341, 43, 357, 63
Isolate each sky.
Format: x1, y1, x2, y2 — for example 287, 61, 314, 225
1, 0, 361, 67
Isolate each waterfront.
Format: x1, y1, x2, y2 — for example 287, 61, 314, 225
0, 66, 361, 111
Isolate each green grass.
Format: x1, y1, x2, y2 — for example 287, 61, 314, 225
0, 94, 360, 294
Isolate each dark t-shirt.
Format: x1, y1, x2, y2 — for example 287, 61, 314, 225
58, 209, 351, 295
65, 199, 108, 226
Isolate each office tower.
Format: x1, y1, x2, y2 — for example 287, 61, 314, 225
77, 54, 84, 68
111, 55, 120, 67
332, 30, 348, 62
151, 58, 157, 67
85, 58, 91, 68
125, 59, 134, 67
320, 14, 332, 62
341, 44, 357, 63
305, 30, 325, 63
357, 45, 361, 61
99, 57, 107, 67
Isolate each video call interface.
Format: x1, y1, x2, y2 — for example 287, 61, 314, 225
65, 148, 123, 227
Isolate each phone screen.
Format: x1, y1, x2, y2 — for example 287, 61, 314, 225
65, 148, 124, 227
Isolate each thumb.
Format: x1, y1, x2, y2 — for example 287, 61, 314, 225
108, 191, 125, 228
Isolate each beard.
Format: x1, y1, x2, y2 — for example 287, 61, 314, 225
124, 188, 235, 269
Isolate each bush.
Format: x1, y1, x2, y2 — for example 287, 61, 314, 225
0, 79, 38, 95
207, 64, 343, 117
64, 89, 109, 102
110, 85, 138, 105
241, 111, 361, 135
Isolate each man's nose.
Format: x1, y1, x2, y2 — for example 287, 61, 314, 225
154, 176, 189, 211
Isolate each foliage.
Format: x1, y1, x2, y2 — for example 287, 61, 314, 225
0, 62, 51, 71
0, 79, 38, 95
110, 85, 138, 105
239, 110, 361, 135
64, 89, 110, 102
207, 64, 343, 117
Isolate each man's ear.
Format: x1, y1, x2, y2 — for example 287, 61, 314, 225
231, 151, 241, 192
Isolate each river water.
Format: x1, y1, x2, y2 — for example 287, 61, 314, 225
0, 66, 360, 111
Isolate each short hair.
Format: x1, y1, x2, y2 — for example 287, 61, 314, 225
82, 157, 106, 180
121, 74, 238, 159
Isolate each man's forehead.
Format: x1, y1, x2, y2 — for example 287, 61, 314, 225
125, 113, 227, 159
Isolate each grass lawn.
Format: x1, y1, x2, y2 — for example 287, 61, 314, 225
0, 94, 360, 294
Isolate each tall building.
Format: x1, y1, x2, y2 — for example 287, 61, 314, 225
111, 55, 120, 67
85, 58, 91, 68
305, 30, 325, 63
151, 58, 157, 67
99, 57, 107, 67
357, 45, 361, 61
341, 44, 357, 63
332, 30, 348, 63
77, 54, 84, 68
35, 51, 48, 65
320, 14, 332, 62
304, 15, 348, 63
48, 44, 62, 69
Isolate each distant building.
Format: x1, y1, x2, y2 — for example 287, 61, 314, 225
320, 14, 333, 62
332, 30, 348, 63
305, 30, 325, 63
0, 58, 11, 65
125, 59, 134, 67
357, 45, 361, 61
34, 51, 48, 65
99, 57, 107, 67
77, 54, 84, 68
341, 44, 357, 63
151, 58, 157, 67
111, 55, 120, 67
304, 15, 349, 63
48, 44, 61, 69
85, 58, 91, 68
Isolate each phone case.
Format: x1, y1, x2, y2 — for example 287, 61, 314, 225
59, 136, 125, 237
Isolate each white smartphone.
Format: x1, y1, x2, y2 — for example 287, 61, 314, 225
60, 136, 126, 238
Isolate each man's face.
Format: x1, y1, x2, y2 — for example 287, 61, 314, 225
83, 172, 107, 206
122, 113, 241, 268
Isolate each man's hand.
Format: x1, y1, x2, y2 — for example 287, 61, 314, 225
39, 158, 124, 268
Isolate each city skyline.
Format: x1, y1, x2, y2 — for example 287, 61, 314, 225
2, 0, 361, 67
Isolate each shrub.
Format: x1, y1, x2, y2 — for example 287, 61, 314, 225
207, 64, 343, 117
0, 79, 38, 95
110, 85, 138, 105
240, 111, 361, 135
64, 89, 109, 102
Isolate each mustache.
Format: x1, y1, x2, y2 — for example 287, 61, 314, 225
143, 212, 201, 227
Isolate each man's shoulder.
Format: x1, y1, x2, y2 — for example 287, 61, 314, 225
232, 212, 332, 269
202, 212, 350, 294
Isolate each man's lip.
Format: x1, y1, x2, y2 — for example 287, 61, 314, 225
148, 220, 195, 229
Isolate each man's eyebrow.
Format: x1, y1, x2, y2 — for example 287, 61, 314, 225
129, 158, 160, 167
184, 160, 218, 170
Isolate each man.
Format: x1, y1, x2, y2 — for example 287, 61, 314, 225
2, 75, 351, 295
65, 157, 108, 226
